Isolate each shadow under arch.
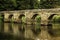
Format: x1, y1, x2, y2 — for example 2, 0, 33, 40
31, 14, 41, 23
31, 14, 39, 19
48, 14, 57, 20
8, 14, 13, 19
19, 14, 25, 19
19, 14, 25, 23
47, 14, 57, 24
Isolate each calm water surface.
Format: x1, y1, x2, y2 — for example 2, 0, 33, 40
0, 23, 60, 40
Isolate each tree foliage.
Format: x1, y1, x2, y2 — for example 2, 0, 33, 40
40, 0, 60, 9
0, 0, 60, 11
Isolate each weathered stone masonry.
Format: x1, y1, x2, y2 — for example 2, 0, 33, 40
0, 8, 60, 25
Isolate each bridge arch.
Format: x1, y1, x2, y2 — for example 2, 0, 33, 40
48, 14, 57, 20
19, 14, 25, 19
31, 14, 40, 19
31, 14, 41, 24
18, 14, 25, 23
8, 14, 13, 19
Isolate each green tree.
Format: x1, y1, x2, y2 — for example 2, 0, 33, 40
0, 0, 17, 10
40, 0, 54, 8
30, 0, 40, 9
0, 0, 60, 10
40, 0, 60, 9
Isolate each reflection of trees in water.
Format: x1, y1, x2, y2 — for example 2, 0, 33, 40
0, 32, 13, 40
47, 24, 53, 36
0, 32, 34, 40
31, 24, 41, 36
31, 15, 41, 35
0, 22, 4, 33
48, 15, 60, 36
19, 24, 25, 32
48, 23, 60, 37
9, 23, 13, 33
0, 14, 4, 33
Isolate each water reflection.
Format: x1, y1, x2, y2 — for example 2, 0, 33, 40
0, 22, 60, 40
48, 23, 60, 37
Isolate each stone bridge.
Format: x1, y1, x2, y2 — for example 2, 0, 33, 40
0, 8, 60, 25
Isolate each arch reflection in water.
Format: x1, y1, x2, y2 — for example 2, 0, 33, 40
31, 24, 41, 35
4, 23, 11, 33
4, 23, 24, 36
3, 23, 42, 39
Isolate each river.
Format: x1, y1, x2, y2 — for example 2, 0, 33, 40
0, 23, 60, 40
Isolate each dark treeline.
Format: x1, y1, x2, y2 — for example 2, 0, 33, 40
0, 0, 60, 11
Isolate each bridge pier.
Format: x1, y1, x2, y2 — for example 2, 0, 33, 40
41, 20, 48, 26
41, 12, 48, 25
